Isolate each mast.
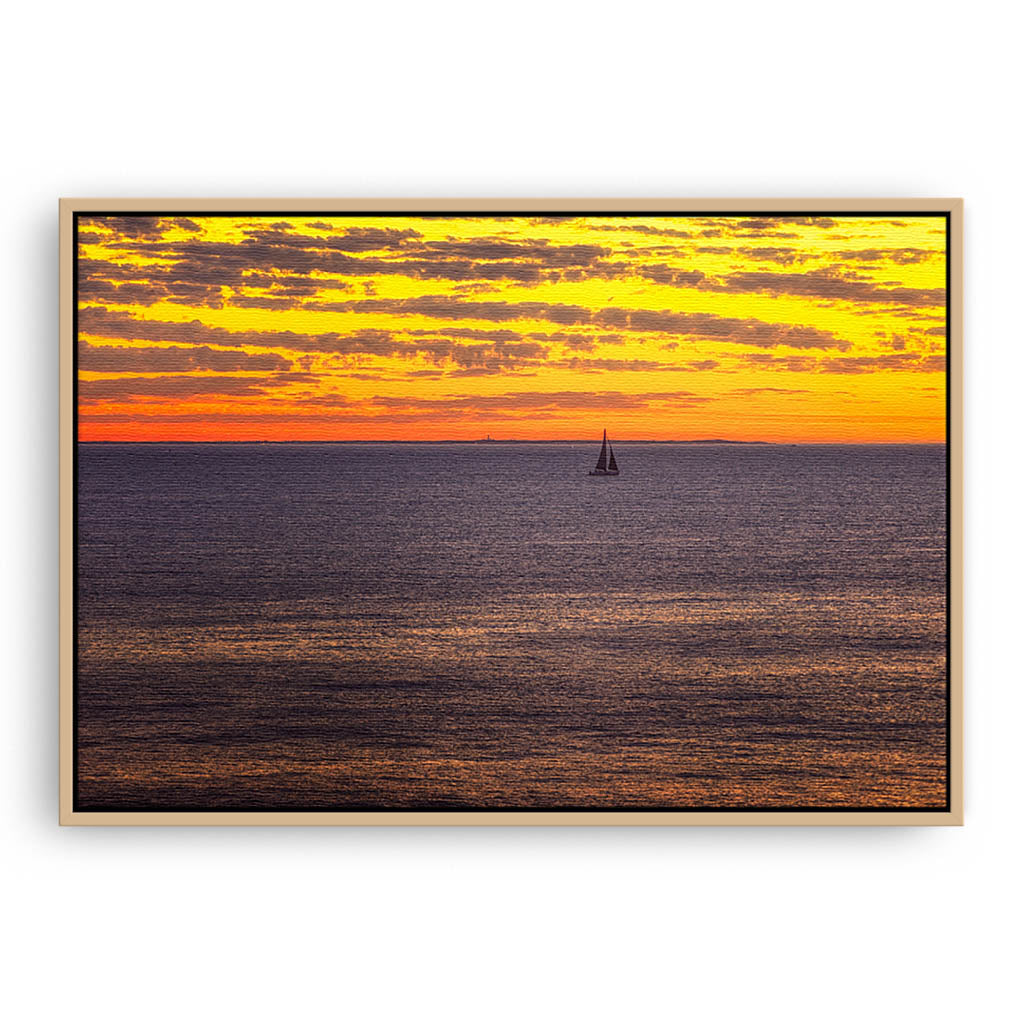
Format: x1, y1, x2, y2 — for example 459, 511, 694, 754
595, 429, 608, 472
607, 443, 618, 472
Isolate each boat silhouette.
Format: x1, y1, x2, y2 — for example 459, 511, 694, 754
588, 429, 620, 476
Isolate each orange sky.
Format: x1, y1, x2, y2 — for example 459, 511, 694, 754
76, 213, 947, 442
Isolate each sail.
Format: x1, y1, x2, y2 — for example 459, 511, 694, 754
595, 430, 608, 472
607, 444, 618, 472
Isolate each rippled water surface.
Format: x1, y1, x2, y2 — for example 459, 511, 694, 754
76, 442, 948, 809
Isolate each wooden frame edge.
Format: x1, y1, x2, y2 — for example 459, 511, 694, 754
60, 199, 75, 825
58, 197, 963, 214
949, 198, 964, 826
59, 810, 963, 826
58, 198, 964, 827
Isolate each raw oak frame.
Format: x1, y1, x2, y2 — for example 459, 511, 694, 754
59, 197, 964, 826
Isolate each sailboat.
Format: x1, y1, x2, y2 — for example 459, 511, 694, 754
588, 429, 620, 476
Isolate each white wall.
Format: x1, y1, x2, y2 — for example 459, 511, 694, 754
3, 2, 1019, 1021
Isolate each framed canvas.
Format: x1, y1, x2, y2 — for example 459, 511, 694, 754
59, 198, 963, 825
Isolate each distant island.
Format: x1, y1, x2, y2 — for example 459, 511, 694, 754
466, 438, 770, 445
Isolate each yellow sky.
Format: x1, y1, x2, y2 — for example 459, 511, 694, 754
76, 213, 947, 442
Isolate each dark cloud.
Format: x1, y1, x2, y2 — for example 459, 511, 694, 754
788, 217, 837, 228
587, 223, 694, 240
408, 326, 605, 354
732, 217, 836, 231
312, 295, 594, 326
80, 218, 938, 313
551, 357, 683, 373
556, 335, 597, 352
76, 226, 425, 309
833, 248, 937, 264
78, 307, 551, 374
242, 225, 422, 252
79, 286, 856, 386
592, 306, 848, 350
420, 238, 608, 265
228, 295, 307, 310
79, 341, 292, 373
715, 245, 938, 268
79, 306, 409, 356
369, 390, 711, 412
79, 371, 317, 403
78, 279, 176, 307
78, 223, 638, 300
81, 237, 554, 297
76, 218, 944, 397
688, 246, 808, 265
736, 247, 803, 265
446, 366, 538, 378
704, 269, 944, 307
317, 295, 850, 350
414, 339, 549, 371
407, 326, 523, 343
637, 265, 706, 286
819, 353, 946, 374
739, 351, 945, 374
80, 216, 201, 240
732, 387, 811, 396
237, 229, 611, 282
80, 217, 168, 240
551, 356, 718, 373
740, 353, 819, 372
293, 393, 350, 406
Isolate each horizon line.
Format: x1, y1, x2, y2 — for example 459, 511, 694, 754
76, 438, 946, 445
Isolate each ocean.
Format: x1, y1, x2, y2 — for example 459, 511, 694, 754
75, 442, 948, 810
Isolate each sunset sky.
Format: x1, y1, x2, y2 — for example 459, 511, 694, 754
76, 213, 947, 442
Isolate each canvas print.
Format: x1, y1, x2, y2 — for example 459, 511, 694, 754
68, 206, 954, 816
